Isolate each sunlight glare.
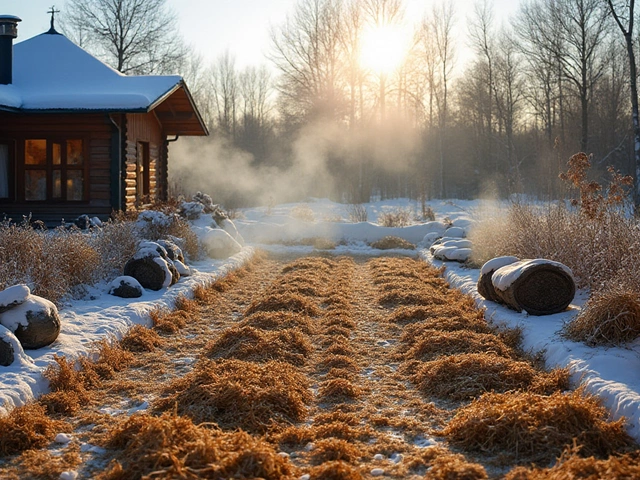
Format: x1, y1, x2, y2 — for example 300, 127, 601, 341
359, 24, 410, 74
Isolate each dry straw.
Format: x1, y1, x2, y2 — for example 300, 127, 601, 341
388, 303, 480, 325
307, 460, 363, 480
318, 379, 364, 403
565, 286, 640, 346
405, 329, 514, 362
39, 355, 93, 415
441, 390, 636, 465
99, 412, 296, 480
120, 325, 163, 352
241, 311, 315, 335
205, 325, 312, 366
152, 309, 190, 334
369, 236, 416, 250
413, 353, 570, 400
155, 359, 312, 433
309, 438, 362, 465
504, 447, 640, 479
317, 354, 360, 373
0, 403, 70, 456
245, 292, 321, 317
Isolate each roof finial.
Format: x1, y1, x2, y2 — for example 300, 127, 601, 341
47, 5, 60, 34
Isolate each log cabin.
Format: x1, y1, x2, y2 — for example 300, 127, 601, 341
0, 15, 208, 225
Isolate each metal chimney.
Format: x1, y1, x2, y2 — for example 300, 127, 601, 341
0, 15, 21, 85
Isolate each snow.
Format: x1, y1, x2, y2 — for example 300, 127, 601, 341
492, 259, 575, 291
0, 284, 30, 309
480, 256, 520, 275
108, 276, 142, 294
0, 32, 182, 111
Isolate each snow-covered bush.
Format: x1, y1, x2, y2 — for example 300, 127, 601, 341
347, 204, 368, 223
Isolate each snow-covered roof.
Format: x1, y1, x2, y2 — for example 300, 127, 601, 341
0, 31, 188, 114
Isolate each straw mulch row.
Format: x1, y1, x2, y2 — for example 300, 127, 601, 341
373, 257, 637, 469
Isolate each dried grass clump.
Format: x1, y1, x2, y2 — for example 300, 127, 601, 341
389, 304, 480, 325
314, 411, 362, 426
174, 293, 198, 314
291, 204, 316, 222
0, 403, 70, 456
241, 311, 314, 335
565, 286, 640, 346
347, 203, 368, 223
311, 422, 371, 441
83, 338, 134, 380
324, 326, 352, 338
370, 236, 416, 250
309, 438, 362, 465
99, 412, 295, 480
307, 460, 363, 480
206, 326, 312, 366
505, 448, 640, 479
39, 355, 93, 415
152, 309, 190, 334
14, 446, 81, 480
282, 257, 335, 274
155, 359, 312, 433
378, 289, 441, 307
406, 329, 514, 362
120, 325, 163, 352
425, 454, 488, 480
317, 354, 360, 373
324, 341, 356, 357
414, 353, 570, 400
318, 379, 363, 403
245, 293, 321, 317
325, 368, 357, 381
441, 390, 636, 464
323, 314, 357, 330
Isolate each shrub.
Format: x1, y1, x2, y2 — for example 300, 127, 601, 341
378, 207, 413, 227
347, 204, 368, 223
291, 204, 315, 222
0, 403, 70, 456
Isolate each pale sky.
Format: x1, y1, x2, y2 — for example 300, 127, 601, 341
4, 0, 521, 69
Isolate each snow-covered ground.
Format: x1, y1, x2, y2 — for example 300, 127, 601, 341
2, 197, 640, 444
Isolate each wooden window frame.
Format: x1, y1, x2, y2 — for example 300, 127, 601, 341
20, 137, 89, 203
0, 139, 15, 202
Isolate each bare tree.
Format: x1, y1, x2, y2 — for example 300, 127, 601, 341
606, 0, 640, 207
61, 0, 185, 75
269, 0, 345, 122
210, 52, 240, 139
429, 1, 456, 197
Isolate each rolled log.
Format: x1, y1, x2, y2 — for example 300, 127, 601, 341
477, 256, 520, 302
492, 259, 576, 316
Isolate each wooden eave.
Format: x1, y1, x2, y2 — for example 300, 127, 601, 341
151, 81, 209, 137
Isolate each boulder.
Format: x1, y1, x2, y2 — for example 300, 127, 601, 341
156, 239, 185, 263
124, 252, 174, 291
444, 226, 466, 238
0, 335, 14, 366
173, 259, 191, 277
199, 227, 243, 259
0, 284, 30, 314
108, 276, 144, 298
0, 296, 61, 349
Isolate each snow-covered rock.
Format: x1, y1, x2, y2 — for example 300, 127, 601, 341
156, 239, 185, 263
443, 226, 466, 238
173, 259, 191, 277
124, 247, 175, 291
108, 276, 144, 299
197, 226, 243, 259
430, 238, 473, 262
0, 296, 61, 349
0, 284, 30, 313
180, 201, 205, 220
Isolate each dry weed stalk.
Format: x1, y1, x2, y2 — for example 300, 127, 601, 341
120, 325, 163, 352
152, 309, 190, 334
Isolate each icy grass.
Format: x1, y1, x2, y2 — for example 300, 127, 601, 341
0, 210, 197, 306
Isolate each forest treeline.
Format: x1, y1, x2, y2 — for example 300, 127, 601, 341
62, 0, 640, 206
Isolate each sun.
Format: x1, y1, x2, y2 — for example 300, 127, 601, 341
359, 24, 410, 75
